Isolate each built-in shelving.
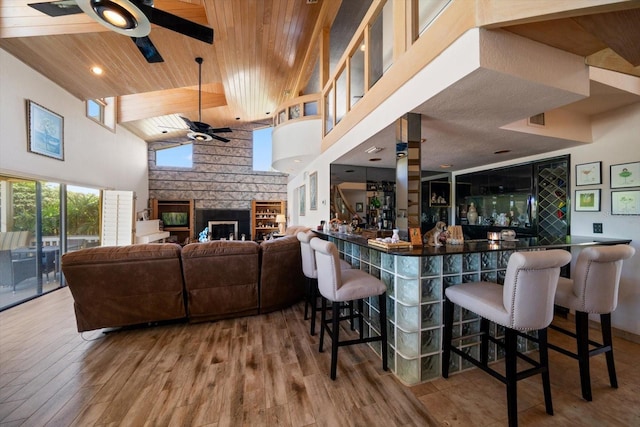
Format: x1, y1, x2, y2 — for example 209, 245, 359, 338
150, 199, 194, 245
251, 200, 286, 241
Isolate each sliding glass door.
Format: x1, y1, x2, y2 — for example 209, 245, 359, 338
0, 176, 100, 310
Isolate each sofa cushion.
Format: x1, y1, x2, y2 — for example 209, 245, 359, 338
259, 235, 305, 313
61, 243, 186, 332
181, 241, 260, 322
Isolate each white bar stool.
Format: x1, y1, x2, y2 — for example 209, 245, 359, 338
442, 249, 571, 427
310, 238, 388, 380
297, 230, 351, 335
550, 244, 635, 401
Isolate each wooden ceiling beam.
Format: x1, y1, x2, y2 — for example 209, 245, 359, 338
118, 84, 227, 122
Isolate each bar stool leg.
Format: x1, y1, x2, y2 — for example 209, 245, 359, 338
442, 297, 454, 378
330, 301, 340, 380
538, 328, 553, 415
576, 311, 592, 401
358, 299, 364, 340
379, 293, 388, 371
304, 277, 311, 320
600, 313, 618, 388
319, 297, 327, 352
504, 328, 518, 427
480, 317, 490, 366
309, 280, 319, 336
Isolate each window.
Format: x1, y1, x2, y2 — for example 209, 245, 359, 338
85, 97, 116, 131
253, 127, 273, 171
155, 144, 193, 168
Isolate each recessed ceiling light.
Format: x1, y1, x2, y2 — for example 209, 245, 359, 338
90, 66, 104, 75
440, 164, 452, 168
294, 159, 301, 163
494, 149, 511, 154
369, 158, 381, 162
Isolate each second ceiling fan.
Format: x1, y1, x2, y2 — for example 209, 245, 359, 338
181, 57, 232, 143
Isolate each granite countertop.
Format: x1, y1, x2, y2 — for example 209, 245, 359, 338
315, 230, 631, 257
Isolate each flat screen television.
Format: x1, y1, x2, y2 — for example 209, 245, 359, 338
161, 212, 188, 227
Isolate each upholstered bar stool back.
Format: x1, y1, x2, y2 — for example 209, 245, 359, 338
443, 249, 571, 427
297, 231, 350, 335
310, 238, 388, 380
551, 244, 635, 401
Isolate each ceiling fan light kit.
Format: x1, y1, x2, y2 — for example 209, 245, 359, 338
76, 0, 150, 37
29, 0, 213, 63
187, 132, 213, 142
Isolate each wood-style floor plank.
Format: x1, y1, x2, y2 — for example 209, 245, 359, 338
3, 287, 640, 426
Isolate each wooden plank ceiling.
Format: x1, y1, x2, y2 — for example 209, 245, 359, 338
0, 0, 336, 141
1, 0, 639, 144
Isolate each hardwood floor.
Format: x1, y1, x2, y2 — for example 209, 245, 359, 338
1, 288, 639, 426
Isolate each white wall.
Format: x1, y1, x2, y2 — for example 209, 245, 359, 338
0, 49, 149, 210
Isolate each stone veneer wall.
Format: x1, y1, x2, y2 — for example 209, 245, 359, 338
147, 131, 288, 211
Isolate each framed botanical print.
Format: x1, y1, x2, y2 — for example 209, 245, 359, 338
575, 161, 601, 186
610, 162, 640, 188
575, 189, 600, 212
611, 190, 640, 215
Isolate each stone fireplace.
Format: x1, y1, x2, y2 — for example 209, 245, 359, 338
196, 209, 251, 241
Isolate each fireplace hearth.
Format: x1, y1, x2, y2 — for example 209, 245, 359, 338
196, 209, 251, 240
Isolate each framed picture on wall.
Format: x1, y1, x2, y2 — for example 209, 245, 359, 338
575, 161, 601, 186
299, 185, 306, 216
27, 100, 64, 161
575, 189, 600, 212
611, 190, 640, 215
356, 202, 363, 212
611, 162, 640, 188
309, 171, 318, 210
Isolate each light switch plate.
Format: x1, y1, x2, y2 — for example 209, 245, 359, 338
593, 223, 603, 233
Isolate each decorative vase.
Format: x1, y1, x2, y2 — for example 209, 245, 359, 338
392, 229, 400, 243
467, 202, 478, 225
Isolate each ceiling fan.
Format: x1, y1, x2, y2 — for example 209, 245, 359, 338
181, 57, 232, 143
27, 0, 213, 63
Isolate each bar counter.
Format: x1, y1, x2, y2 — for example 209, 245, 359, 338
314, 230, 631, 385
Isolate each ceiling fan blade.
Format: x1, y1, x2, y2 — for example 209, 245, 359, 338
28, 0, 82, 16
180, 116, 198, 131
209, 133, 230, 143
210, 127, 232, 133
132, 36, 164, 63
135, 2, 214, 44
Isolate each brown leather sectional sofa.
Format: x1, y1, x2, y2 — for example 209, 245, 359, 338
61, 235, 305, 332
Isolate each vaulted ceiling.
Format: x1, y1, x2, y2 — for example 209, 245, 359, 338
1, 0, 639, 165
